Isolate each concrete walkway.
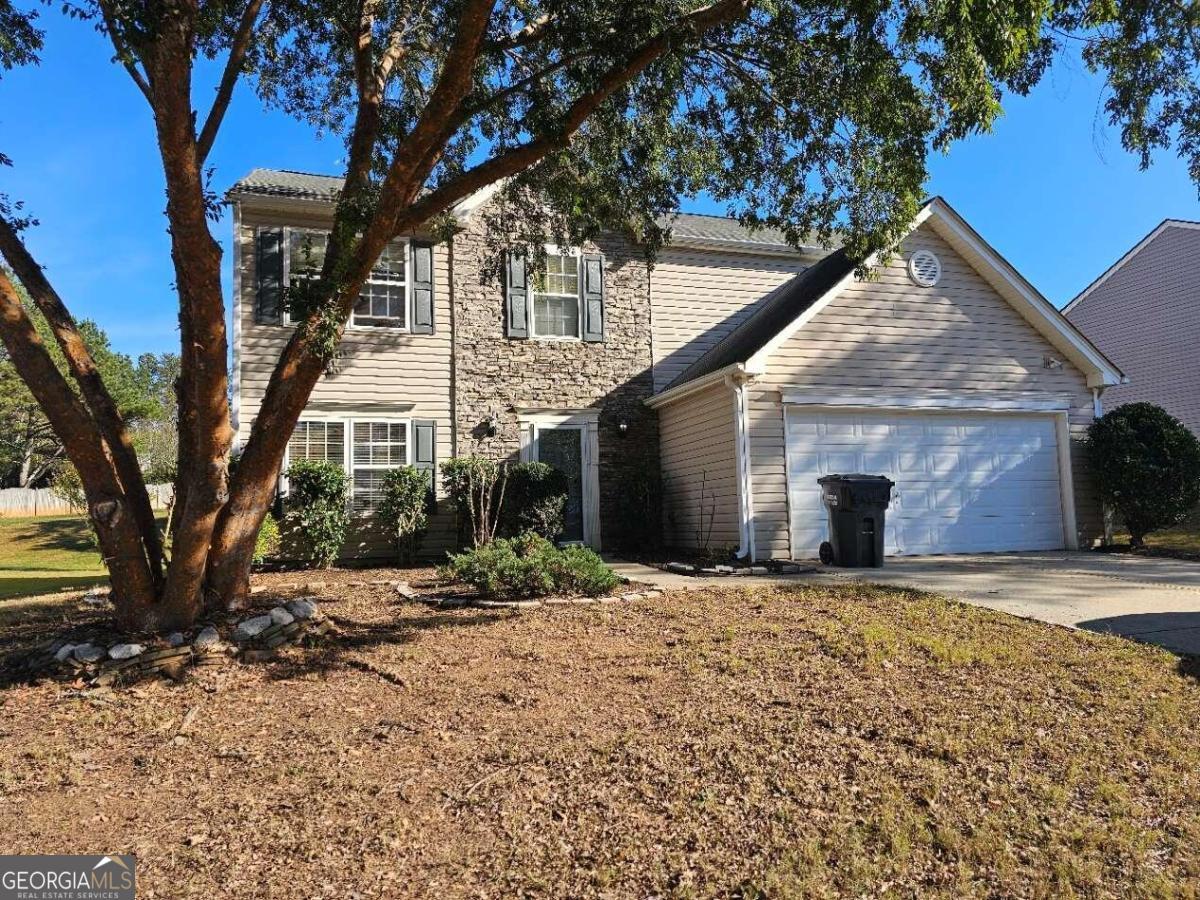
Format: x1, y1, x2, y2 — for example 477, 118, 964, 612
611, 552, 1200, 656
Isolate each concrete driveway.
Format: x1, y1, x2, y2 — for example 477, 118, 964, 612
809, 552, 1200, 656
615, 552, 1200, 656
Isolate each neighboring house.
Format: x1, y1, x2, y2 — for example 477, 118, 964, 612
1065, 219, 1200, 436
229, 170, 1122, 561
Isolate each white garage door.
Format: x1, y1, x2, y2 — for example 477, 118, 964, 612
786, 408, 1066, 556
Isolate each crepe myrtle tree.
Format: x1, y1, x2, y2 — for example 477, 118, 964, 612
1, 0, 1197, 631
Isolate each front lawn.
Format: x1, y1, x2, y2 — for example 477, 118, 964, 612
1, 575, 1197, 897
0, 515, 110, 600
1114, 508, 1200, 560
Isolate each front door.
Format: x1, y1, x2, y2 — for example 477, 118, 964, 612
533, 426, 586, 543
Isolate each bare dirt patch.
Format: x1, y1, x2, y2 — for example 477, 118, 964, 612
2, 578, 1198, 898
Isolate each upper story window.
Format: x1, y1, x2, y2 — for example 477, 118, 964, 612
531, 251, 580, 339
287, 230, 409, 330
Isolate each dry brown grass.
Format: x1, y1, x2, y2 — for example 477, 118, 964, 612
2, 572, 1198, 898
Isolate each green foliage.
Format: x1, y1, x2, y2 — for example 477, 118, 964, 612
503, 461, 567, 541
441, 533, 619, 599
1086, 403, 1200, 547
441, 456, 507, 548
377, 466, 430, 565
0, 278, 170, 487
253, 513, 281, 565
285, 459, 350, 568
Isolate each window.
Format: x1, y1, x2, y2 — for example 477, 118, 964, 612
285, 417, 409, 514
351, 421, 408, 513
532, 252, 580, 338
287, 420, 344, 465
287, 230, 408, 329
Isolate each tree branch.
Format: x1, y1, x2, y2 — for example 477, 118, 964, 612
485, 13, 554, 51
197, 0, 267, 164
391, 0, 753, 233
97, 0, 152, 103
0, 219, 164, 583
0, 269, 160, 625
373, 0, 499, 205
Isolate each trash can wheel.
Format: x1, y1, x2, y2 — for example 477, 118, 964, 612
818, 541, 835, 565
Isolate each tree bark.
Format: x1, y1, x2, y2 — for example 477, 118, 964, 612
0, 219, 164, 585
0, 271, 162, 628
143, 6, 235, 623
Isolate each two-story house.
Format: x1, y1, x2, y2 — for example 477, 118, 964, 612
1065, 219, 1200, 437
229, 169, 1124, 561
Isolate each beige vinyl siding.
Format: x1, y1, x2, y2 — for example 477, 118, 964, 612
658, 382, 740, 550
754, 225, 1101, 554
650, 248, 808, 391
747, 388, 790, 559
235, 202, 455, 558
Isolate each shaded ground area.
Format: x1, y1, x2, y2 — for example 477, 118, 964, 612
1113, 508, 1200, 560
0, 515, 109, 600
2, 574, 1198, 897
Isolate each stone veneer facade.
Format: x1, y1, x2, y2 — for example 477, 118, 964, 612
448, 209, 659, 551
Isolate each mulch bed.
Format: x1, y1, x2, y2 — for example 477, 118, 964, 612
1, 576, 1198, 897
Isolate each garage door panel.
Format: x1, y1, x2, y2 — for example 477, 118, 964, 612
787, 408, 1065, 557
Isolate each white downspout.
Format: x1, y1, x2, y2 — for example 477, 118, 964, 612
729, 373, 756, 562
1092, 387, 1104, 419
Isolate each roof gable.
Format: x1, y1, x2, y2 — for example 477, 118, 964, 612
650, 198, 1123, 405
1064, 219, 1200, 315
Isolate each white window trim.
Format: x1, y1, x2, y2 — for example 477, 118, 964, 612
283, 227, 412, 333
530, 244, 583, 341
281, 411, 413, 516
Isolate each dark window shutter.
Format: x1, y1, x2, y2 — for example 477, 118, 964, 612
505, 251, 529, 338
255, 227, 285, 325
581, 253, 604, 342
412, 419, 437, 512
410, 241, 434, 334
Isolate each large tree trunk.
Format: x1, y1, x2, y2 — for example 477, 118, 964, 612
143, 12, 235, 624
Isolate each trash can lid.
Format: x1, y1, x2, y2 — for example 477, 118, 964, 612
817, 473, 895, 485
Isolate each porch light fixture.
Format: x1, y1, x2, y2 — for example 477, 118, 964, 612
617, 420, 629, 437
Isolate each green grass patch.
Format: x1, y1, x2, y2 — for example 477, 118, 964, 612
0, 515, 109, 601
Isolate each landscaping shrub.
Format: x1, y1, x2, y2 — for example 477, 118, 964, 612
441, 533, 620, 599
503, 461, 568, 540
377, 466, 430, 565
285, 459, 349, 568
441, 455, 507, 548
253, 512, 281, 565
1086, 402, 1200, 547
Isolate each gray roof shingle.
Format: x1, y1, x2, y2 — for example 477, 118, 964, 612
228, 168, 345, 201
228, 169, 819, 250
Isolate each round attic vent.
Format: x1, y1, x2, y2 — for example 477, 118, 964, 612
908, 249, 941, 287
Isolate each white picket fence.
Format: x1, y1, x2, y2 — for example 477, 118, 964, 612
0, 484, 174, 518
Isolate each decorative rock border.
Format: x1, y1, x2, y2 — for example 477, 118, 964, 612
10, 598, 335, 688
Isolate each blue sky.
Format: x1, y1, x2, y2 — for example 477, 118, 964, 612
1, 13, 1198, 357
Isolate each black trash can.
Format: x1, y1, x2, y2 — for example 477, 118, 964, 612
817, 474, 895, 568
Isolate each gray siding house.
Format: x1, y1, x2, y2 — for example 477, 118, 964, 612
229, 170, 1122, 561
1065, 220, 1200, 436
